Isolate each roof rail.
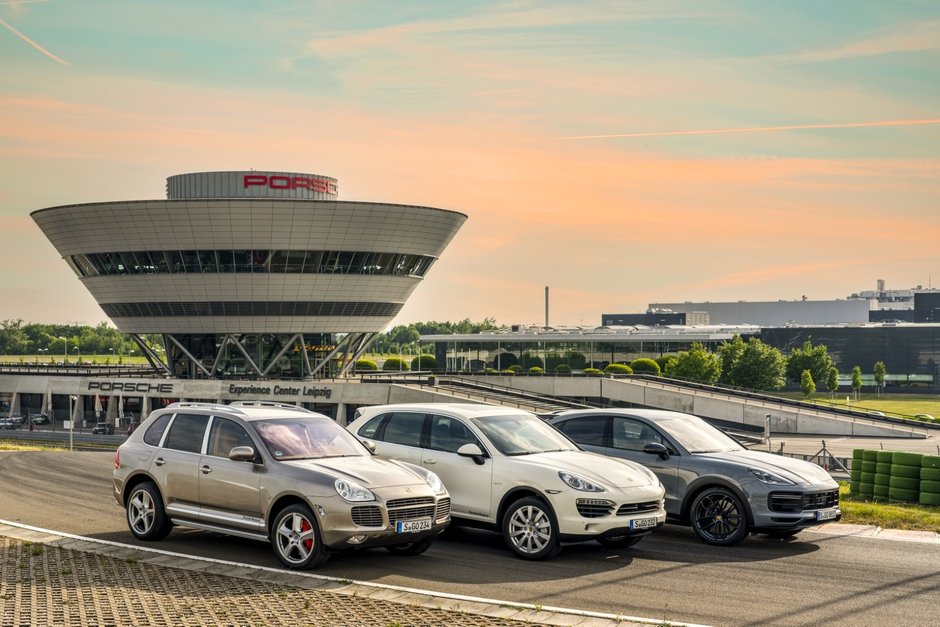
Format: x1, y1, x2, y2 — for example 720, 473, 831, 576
229, 401, 313, 413
166, 401, 246, 415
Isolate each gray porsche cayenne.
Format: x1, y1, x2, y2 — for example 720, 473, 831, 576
548, 408, 840, 545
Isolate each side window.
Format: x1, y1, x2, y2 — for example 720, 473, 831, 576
612, 417, 666, 452
381, 412, 425, 447
142, 414, 172, 447
356, 414, 387, 439
429, 415, 482, 454
163, 413, 210, 454
207, 417, 254, 458
556, 416, 607, 446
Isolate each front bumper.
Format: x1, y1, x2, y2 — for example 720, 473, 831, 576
551, 486, 667, 542
317, 494, 452, 550
751, 487, 841, 532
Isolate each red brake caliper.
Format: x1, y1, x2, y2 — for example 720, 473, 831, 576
302, 519, 313, 550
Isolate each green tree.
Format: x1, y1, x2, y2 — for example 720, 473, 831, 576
786, 338, 833, 386
800, 369, 816, 398
873, 361, 887, 397
825, 366, 839, 398
520, 353, 544, 369
731, 338, 787, 391
493, 352, 518, 369
630, 358, 661, 375
664, 342, 721, 384
716, 335, 746, 386
0, 320, 30, 354
851, 366, 863, 399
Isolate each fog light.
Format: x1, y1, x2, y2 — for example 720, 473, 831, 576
347, 535, 367, 545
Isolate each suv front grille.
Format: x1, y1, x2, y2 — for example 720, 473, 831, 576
768, 490, 839, 513
351, 505, 383, 527
576, 499, 614, 518
387, 496, 437, 524
616, 501, 662, 516
435, 498, 451, 522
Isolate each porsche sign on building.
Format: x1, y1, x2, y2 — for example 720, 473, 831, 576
31, 171, 467, 380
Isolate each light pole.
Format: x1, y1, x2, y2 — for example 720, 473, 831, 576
68, 395, 77, 451
38, 348, 47, 363
57, 336, 67, 365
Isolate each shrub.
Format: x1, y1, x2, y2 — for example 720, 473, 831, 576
554, 364, 572, 374
520, 353, 544, 369
584, 367, 603, 377
382, 356, 410, 371
411, 354, 438, 370
483, 367, 498, 374
354, 359, 378, 371
500, 368, 516, 376
507, 364, 523, 373
655, 355, 676, 371
604, 363, 633, 375
528, 366, 545, 375
630, 358, 661, 375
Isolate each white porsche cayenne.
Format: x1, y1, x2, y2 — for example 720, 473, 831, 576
347, 403, 666, 560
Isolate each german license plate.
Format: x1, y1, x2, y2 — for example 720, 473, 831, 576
629, 517, 657, 530
396, 519, 432, 533
816, 508, 838, 521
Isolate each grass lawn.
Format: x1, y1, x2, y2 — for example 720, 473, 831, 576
839, 482, 940, 533
775, 392, 940, 419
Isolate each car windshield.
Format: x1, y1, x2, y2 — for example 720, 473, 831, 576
654, 415, 743, 453
253, 417, 367, 460
471, 413, 578, 456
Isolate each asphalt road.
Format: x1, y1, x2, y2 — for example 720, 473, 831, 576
1, 450, 938, 627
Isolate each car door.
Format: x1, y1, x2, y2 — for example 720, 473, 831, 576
197, 416, 264, 533
609, 416, 681, 515
370, 411, 426, 465
421, 413, 493, 521
150, 412, 209, 521
554, 414, 608, 455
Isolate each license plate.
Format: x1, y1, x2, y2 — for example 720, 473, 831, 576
629, 517, 657, 530
396, 519, 432, 533
816, 508, 838, 521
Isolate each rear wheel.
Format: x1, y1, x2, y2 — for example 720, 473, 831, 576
690, 487, 749, 546
502, 497, 560, 560
596, 534, 644, 548
385, 535, 437, 556
126, 482, 172, 541
271, 504, 329, 569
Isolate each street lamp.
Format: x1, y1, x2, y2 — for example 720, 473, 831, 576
38, 348, 47, 363
68, 394, 77, 451
57, 336, 67, 365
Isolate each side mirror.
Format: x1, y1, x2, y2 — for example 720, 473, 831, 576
457, 443, 486, 465
361, 439, 377, 454
229, 446, 256, 462
643, 442, 670, 460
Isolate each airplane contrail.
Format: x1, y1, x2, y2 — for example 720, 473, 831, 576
557, 118, 940, 140
0, 16, 70, 65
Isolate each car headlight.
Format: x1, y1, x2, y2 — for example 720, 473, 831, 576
559, 471, 605, 492
334, 478, 375, 502
748, 468, 796, 486
425, 470, 446, 495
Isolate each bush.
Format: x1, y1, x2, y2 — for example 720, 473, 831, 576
655, 355, 676, 371
520, 353, 544, 369
630, 358, 661, 375
528, 366, 545, 375
354, 359, 378, 371
554, 364, 572, 374
604, 363, 633, 375
382, 356, 410, 371
584, 367, 603, 377
500, 368, 516, 376
411, 354, 438, 370
507, 364, 523, 373
483, 367, 498, 374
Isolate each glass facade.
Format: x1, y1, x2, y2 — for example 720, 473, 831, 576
65, 249, 436, 278
101, 301, 402, 318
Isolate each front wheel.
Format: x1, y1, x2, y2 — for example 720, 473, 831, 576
502, 497, 560, 560
690, 487, 749, 546
385, 535, 437, 556
597, 534, 644, 548
126, 482, 172, 541
271, 504, 330, 569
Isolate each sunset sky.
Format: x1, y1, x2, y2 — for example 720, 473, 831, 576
2, 0, 938, 329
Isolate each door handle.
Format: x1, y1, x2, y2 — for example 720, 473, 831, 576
200, 465, 212, 474
424, 458, 437, 464
154, 458, 165, 466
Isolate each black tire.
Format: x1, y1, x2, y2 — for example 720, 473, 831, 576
125, 482, 172, 541
385, 535, 437, 556
596, 534, 644, 548
502, 497, 560, 560
690, 487, 749, 546
270, 504, 329, 570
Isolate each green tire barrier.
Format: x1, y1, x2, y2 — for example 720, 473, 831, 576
850, 468, 863, 481
852, 448, 865, 460
919, 492, 940, 506
876, 451, 894, 463
873, 484, 890, 498
861, 472, 876, 484
921, 455, 940, 469
875, 462, 892, 474
891, 464, 921, 479
874, 473, 891, 486
919, 480, 940, 493
921, 467, 940, 482
888, 486, 919, 502
861, 461, 877, 473
858, 482, 874, 496
891, 451, 923, 466
850, 481, 860, 495
862, 450, 879, 462
872, 495, 890, 504
888, 476, 920, 491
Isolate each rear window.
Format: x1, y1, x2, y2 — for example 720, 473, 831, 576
142, 414, 172, 446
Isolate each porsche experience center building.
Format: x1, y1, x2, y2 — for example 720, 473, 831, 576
5, 171, 466, 424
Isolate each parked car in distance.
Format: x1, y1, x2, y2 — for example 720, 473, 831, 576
31, 413, 50, 425
92, 422, 114, 435
914, 414, 935, 422
9, 414, 25, 427
548, 408, 841, 546
113, 401, 450, 569
0, 416, 16, 429
347, 403, 666, 560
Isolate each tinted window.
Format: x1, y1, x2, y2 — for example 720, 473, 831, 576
356, 414, 386, 439
381, 412, 425, 447
163, 413, 210, 454
428, 414, 483, 454
207, 417, 254, 458
612, 417, 666, 452
142, 414, 172, 447
557, 416, 607, 446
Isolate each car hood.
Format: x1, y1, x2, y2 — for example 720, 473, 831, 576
515, 450, 659, 489
697, 449, 836, 486
284, 456, 427, 489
